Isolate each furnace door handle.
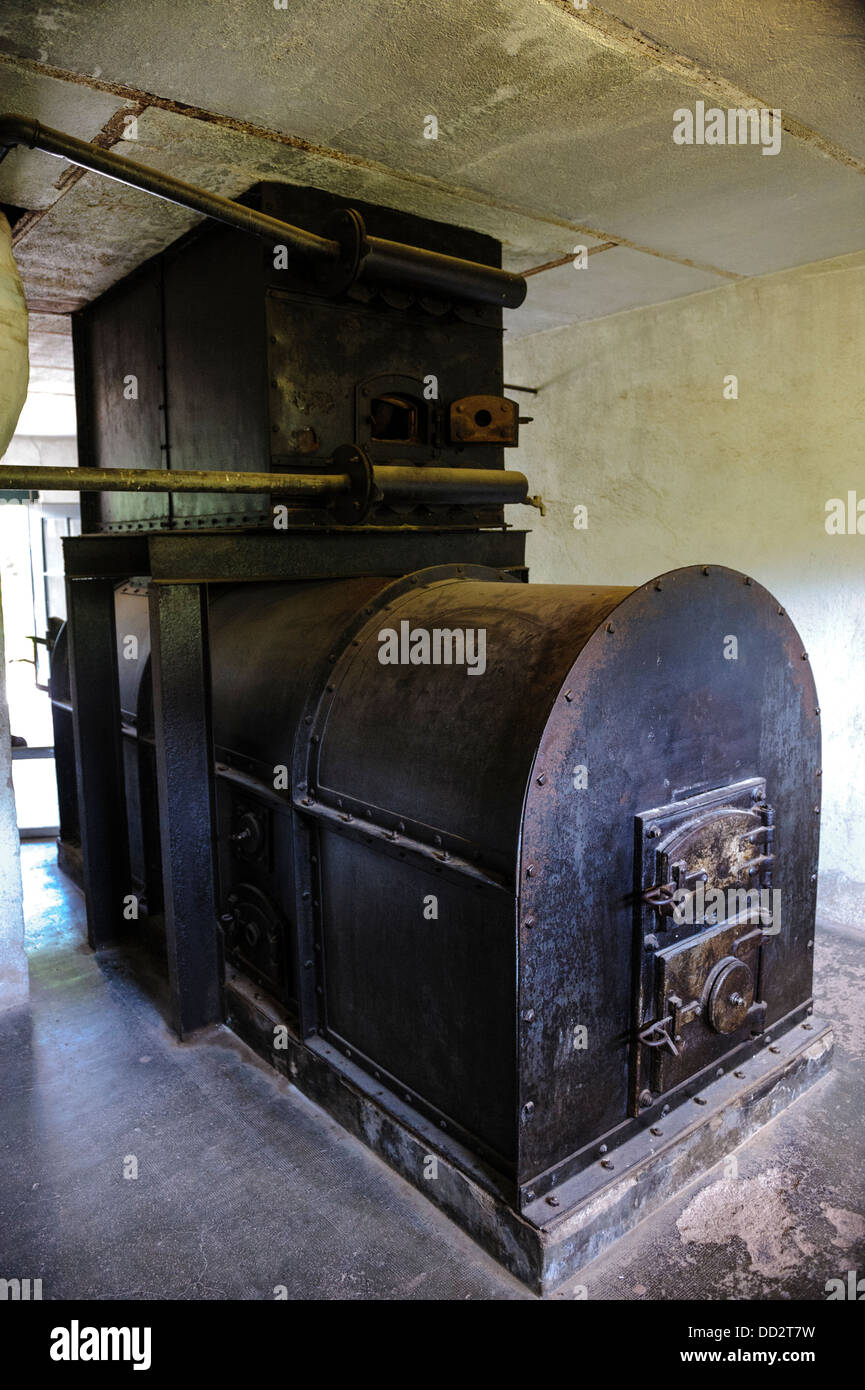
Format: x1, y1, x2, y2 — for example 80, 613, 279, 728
638, 1016, 680, 1057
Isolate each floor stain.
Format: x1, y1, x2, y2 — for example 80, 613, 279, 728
821, 1204, 865, 1250
677, 1168, 814, 1279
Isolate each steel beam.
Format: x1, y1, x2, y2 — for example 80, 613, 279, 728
148, 582, 221, 1037
65, 577, 130, 949
62, 528, 529, 583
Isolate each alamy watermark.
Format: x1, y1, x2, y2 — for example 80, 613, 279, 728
377, 621, 486, 676
673, 102, 782, 156
670, 884, 781, 935
0, 1276, 42, 1300
50, 1322, 151, 1370
825, 492, 865, 534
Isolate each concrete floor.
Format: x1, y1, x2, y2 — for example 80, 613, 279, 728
2, 841, 863, 1301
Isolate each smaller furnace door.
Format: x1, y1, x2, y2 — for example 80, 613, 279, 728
633, 777, 777, 1108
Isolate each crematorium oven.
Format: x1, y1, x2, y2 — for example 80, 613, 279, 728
4, 127, 826, 1292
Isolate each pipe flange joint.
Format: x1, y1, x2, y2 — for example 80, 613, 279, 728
315, 208, 367, 297
328, 443, 375, 524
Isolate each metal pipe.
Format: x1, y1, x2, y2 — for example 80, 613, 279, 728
0, 464, 351, 498
357, 237, 526, 310
0, 461, 529, 511
0, 114, 527, 308
373, 466, 528, 506
0, 114, 334, 265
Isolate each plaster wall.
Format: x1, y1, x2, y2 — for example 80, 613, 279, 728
505, 248, 865, 926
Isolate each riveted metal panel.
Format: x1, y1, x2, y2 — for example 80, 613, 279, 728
73, 263, 168, 531
162, 225, 271, 528
516, 566, 820, 1196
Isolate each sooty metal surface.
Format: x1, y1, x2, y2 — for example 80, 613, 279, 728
75, 561, 812, 1210
54, 544, 823, 1282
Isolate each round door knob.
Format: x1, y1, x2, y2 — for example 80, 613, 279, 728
704, 957, 754, 1034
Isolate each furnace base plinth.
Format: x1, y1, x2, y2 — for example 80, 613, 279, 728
223, 970, 832, 1296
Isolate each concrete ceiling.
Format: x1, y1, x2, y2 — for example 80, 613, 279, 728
0, 0, 863, 428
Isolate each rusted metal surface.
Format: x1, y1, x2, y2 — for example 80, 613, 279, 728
55, 546, 822, 1219
68, 182, 526, 532
517, 565, 820, 1201
449, 394, 519, 445
631, 778, 776, 1108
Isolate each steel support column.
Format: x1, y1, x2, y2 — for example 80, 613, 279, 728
148, 581, 221, 1036
65, 576, 130, 949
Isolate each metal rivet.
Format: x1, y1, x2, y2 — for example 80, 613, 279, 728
546, 1194, 560, 1207
564, 690, 573, 702
536, 773, 546, 786
521, 1009, 536, 1023
769, 1045, 780, 1054
523, 917, 535, 930
694, 1096, 707, 1105
801, 652, 808, 661
598, 1144, 608, 1154
522, 1101, 535, 1121
734, 1070, 745, 1078
526, 864, 535, 877
650, 1126, 663, 1137
606, 622, 615, 633
638, 1089, 653, 1108
600, 1159, 614, 1169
